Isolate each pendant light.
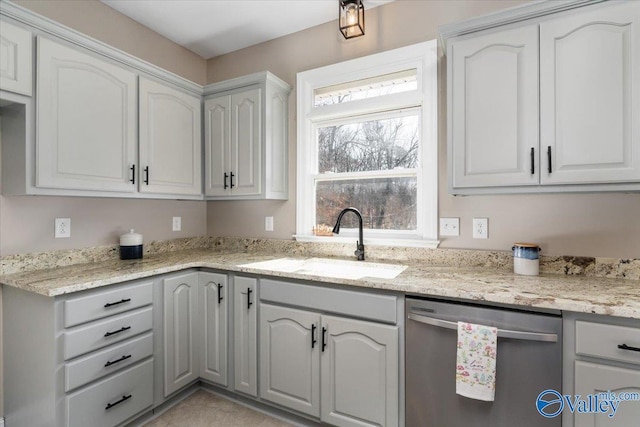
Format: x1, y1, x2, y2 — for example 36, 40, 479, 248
339, 0, 365, 39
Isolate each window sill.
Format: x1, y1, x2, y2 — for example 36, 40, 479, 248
293, 234, 440, 249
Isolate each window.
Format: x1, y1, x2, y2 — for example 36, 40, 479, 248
296, 40, 438, 246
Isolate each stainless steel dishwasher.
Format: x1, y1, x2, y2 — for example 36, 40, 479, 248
406, 297, 562, 427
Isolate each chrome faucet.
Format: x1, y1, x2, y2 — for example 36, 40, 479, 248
332, 207, 365, 261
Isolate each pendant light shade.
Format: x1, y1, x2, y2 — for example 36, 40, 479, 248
339, 0, 365, 39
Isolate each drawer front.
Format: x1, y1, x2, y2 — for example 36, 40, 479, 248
576, 321, 640, 365
64, 281, 153, 328
65, 332, 153, 392
66, 359, 153, 427
64, 307, 153, 360
260, 278, 398, 324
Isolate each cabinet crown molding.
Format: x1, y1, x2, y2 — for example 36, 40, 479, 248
0, 0, 203, 96
203, 71, 291, 97
439, 0, 606, 52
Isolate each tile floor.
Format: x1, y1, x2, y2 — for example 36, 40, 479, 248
143, 390, 295, 427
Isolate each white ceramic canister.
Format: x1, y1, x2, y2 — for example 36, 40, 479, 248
120, 229, 143, 260
512, 242, 540, 276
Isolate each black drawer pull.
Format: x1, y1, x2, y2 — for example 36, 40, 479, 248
130, 164, 135, 184
105, 394, 132, 410
247, 288, 253, 309
224, 172, 229, 189
230, 171, 235, 188
144, 166, 149, 185
618, 343, 640, 352
104, 298, 131, 308
104, 354, 132, 367
104, 326, 131, 337
217, 283, 223, 304
530, 147, 535, 175
321, 326, 327, 352
311, 324, 317, 349
547, 146, 552, 173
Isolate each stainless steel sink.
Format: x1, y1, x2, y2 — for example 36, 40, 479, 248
239, 257, 406, 280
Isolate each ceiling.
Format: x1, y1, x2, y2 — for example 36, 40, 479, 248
101, 0, 392, 59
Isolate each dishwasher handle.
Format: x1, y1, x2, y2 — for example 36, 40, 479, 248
408, 312, 558, 343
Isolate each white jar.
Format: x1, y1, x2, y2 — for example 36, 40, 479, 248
120, 229, 143, 260
512, 242, 540, 276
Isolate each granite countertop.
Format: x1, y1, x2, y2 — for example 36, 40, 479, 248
1, 248, 639, 320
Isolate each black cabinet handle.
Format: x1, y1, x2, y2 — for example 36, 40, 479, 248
530, 147, 535, 175
311, 324, 317, 349
130, 164, 135, 184
104, 354, 132, 367
104, 298, 131, 308
618, 343, 640, 352
247, 288, 253, 309
547, 146, 552, 173
217, 283, 223, 304
224, 172, 229, 189
321, 326, 327, 352
104, 326, 131, 337
230, 172, 235, 189
144, 166, 149, 185
105, 394, 132, 410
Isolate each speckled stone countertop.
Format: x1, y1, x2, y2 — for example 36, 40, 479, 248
1, 248, 639, 320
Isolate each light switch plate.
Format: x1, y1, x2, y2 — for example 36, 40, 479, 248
265, 216, 274, 232
439, 217, 460, 237
473, 218, 488, 239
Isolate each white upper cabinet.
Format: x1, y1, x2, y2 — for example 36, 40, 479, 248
139, 77, 202, 196
450, 24, 539, 189
540, 1, 640, 185
444, 0, 640, 194
204, 72, 291, 200
36, 37, 137, 193
0, 20, 32, 96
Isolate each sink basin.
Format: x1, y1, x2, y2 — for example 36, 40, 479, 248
239, 258, 407, 280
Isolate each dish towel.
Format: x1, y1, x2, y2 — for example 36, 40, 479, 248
456, 321, 498, 401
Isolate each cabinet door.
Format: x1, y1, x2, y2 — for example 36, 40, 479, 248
574, 361, 640, 426
36, 37, 137, 193
0, 20, 32, 96
540, 2, 640, 185
199, 272, 228, 386
163, 272, 200, 397
230, 88, 261, 197
139, 77, 202, 196
233, 276, 258, 397
204, 95, 231, 197
450, 25, 539, 189
259, 303, 320, 417
321, 315, 399, 427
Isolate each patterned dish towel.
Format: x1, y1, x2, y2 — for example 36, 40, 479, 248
456, 321, 498, 401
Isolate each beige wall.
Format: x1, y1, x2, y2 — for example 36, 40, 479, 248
0, 0, 209, 256
206, 0, 640, 259
13, 0, 207, 85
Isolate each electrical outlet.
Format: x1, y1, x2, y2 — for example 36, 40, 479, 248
55, 218, 71, 238
439, 217, 460, 237
265, 216, 274, 232
172, 216, 181, 232
473, 218, 488, 239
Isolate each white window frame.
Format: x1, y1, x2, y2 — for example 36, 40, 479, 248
295, 40, 438, 247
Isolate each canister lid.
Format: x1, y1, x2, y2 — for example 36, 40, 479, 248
513, 242, 539, 248
120, 229, 143, 246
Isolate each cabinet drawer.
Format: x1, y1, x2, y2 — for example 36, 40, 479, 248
64, 281, 153, 328
66, 359, 153, 427
64, 307, 153, 360
576, 321, 640, 365
65, 332, 153, 392
260, 279, 397, 324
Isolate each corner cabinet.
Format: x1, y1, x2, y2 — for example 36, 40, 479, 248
139, 77, 202, 196
36, 36, 138, 193
199, 271, 228, 386
233, 276, 258, 397
0, 19, 32, 96
204, 71, 291, 200
444, 0, 640, 194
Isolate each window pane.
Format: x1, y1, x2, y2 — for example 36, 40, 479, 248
318, 114, 419, 173
314, 69, 417, 106
316, 177, 417, 231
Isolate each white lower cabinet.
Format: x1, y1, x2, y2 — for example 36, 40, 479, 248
163, 272, 200, 396
200, 271, 229, 386
260, 301, 399, 427
234, 276, 258, 397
